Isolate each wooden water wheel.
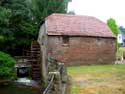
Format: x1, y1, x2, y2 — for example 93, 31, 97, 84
31, 41, 41, 80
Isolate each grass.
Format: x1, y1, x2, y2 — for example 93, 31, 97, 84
67, 64, 125, 94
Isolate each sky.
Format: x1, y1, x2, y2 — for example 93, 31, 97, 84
68, 0, 125, 27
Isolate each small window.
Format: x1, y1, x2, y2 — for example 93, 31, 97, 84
62, 36, 69, 45
97, 37, 101, 41
97, 37, 102, 45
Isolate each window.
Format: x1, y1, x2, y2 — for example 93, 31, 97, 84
62, 36, 69, 45
97, 37, 102, 45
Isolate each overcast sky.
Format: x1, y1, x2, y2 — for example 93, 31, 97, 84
68, 0, 125, 27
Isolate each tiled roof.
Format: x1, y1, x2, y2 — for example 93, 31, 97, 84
45, 13, 116, 38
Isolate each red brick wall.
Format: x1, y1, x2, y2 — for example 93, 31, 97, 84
48, 36, 116, 66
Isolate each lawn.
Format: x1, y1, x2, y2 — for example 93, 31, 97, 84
67, 64, 125, 94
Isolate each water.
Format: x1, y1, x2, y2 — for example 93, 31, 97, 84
0, 78, 42, 94
16, 78, 37, 86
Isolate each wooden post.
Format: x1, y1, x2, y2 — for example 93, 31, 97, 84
49, 71, 62, 94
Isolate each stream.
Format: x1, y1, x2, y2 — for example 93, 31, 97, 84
0, 78, 42, 94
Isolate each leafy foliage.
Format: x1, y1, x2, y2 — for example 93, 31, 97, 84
0, 51, 16, 79
107, 18, 119, 50
0, 0, 69, 55
107, 18, 118, 36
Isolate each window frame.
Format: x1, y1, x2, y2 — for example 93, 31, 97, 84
62, 35, 70, 46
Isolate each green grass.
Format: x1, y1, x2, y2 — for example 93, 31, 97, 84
67, 64, 125, 94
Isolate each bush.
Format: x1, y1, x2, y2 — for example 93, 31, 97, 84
0, 51, 16, 79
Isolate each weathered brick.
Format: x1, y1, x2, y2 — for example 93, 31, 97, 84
47, 36, 116, 66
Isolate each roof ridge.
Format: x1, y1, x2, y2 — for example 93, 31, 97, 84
46, 13, 107, 26
46, 13, 95, 19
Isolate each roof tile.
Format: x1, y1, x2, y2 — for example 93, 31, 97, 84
45, 13, 116, 38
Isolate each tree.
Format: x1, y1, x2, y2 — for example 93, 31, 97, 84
107, 18, 118, 36
0, 0, 69, 55
0, 4, 13, 53
107, 18, 119, 51
31, 0, 68, 24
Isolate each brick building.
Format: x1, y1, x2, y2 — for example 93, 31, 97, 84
38, 13, 116, 66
